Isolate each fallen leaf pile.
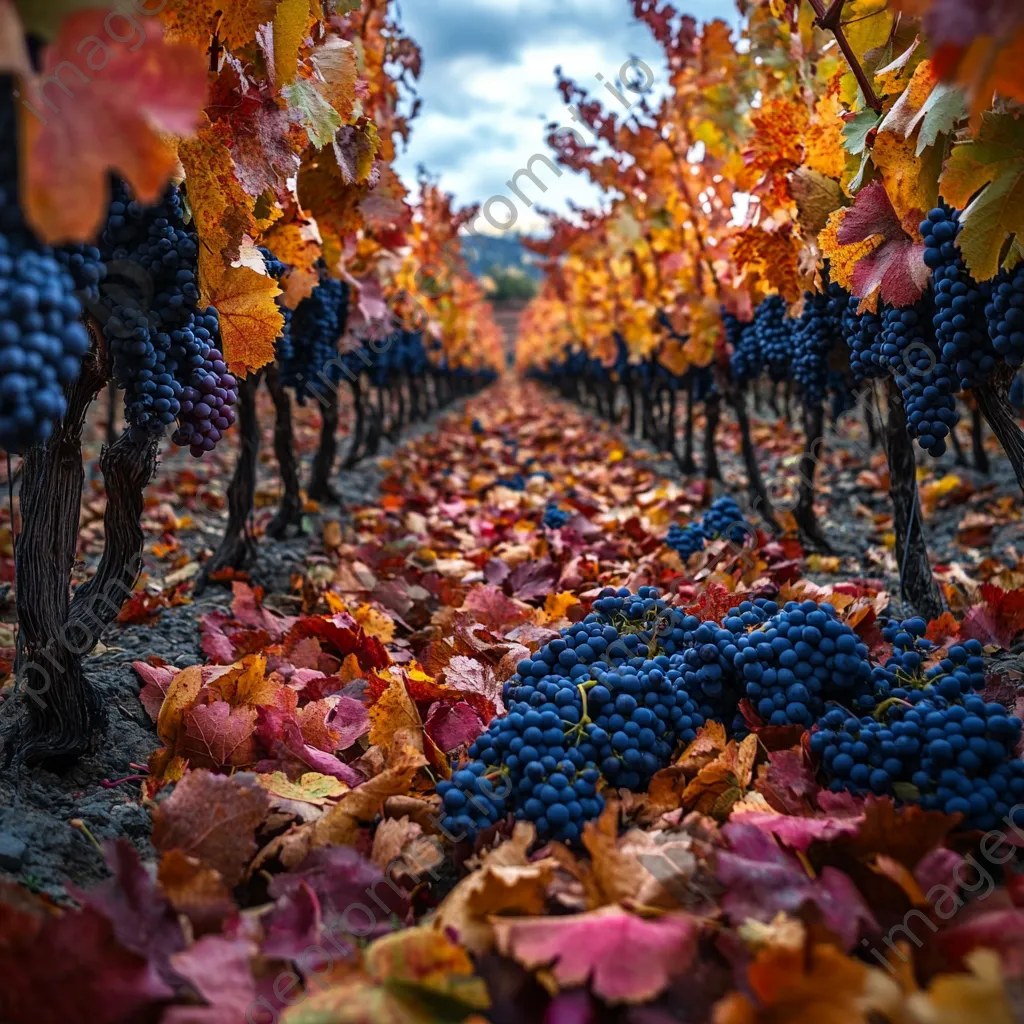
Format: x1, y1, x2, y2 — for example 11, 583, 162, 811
2, 381, 1023, 1023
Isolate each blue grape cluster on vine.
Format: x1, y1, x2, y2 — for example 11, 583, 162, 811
921, 205, 997, 392
753, 295, 792, 382
279, 271, 349, 403
985, 264, 1024, 368
0, 79, 92, 451
725, 312, 761, 386
93, 179, 237, 454
792, 283, 847, 409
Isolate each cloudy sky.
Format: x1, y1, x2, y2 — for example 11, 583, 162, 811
394, 0, 739, 235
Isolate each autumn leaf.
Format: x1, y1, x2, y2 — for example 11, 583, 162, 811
151, 770, 269, 886
160, 0, 280, 51
820, 182, 929, 306
200, 259, 285, 377
273, 0, 312, 86
940, 112, 1024, 281
713, 939, 878, 1024
493, 905, 700, 1004
21, 9, 207, 242
280, 927, 490, 1023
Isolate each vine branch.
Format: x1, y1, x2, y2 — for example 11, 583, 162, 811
806, 0, 883, 112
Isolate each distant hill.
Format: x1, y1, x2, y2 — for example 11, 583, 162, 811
461, 233, 544, 282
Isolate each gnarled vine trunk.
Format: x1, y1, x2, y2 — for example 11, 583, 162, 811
11, 352, 159, 767
265, 363, 304, 539
883, 377, 943, 619
196, 371, 263, 591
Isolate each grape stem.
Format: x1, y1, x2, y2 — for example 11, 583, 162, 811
805, 0, 883, 113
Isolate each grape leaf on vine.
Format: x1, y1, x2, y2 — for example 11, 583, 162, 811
940, 111, 1024, 281
21, 9, 207, 242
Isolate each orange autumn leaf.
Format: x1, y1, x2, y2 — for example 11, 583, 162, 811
804, 89, 847, 180
21, 10, 207, 242
201, 259, 284, 376
160, 0, 279, 52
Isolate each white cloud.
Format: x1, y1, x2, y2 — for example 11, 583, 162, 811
394, 0, 740, 234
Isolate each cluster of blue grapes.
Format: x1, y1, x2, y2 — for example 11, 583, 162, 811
879, 303, 958, 457
843, 302, 885, 383
811, 618, 1020, 829
665, 496, 750, 561
922, 206, 997, 392
726, 312, 762, 386
279, 272, 349, 403
792, 284, 847, 408
259, 246, 296, 368
753, 295, 792, 382
94, 180, 237, 453
438, 587, 706, 842
543, 502, 572, 529
0, 79, 92, 451
985, 264, 1024, 368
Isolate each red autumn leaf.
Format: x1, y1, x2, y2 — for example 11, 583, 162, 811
717, 822, 878, 949
729, 810, 863, 853
960, 604, 1015, 650
285, 615, 390, 672
132, 661, 177, 723
66, 841, 185, 987
180, 701, 258, 770
22, 10, 207, 242
424, 701, 484, 753
834, 182, 930, 306
255, 707, 365, 786
268, 846, 408, 939
330, 694, 371, 749
463, 584, 533, 632
163, 936, 259, 1024
116, 590, 167, 625
231, 582, 294, 640
938, 908, 1024, 975
199, 611, 242, 664
508, 558, 559, 601
260, 881, 322, 962
925, 610, 962, 645
0, 887, 173, 1024
151, 770, 269, 887
493, 906, 700, 1005
755, 747, 821, 814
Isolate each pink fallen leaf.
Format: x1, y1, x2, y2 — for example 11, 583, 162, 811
132, 661, 177, 723
164, 936, 259, 1024
256, 707, 365, 786
493, 906, 700, 1004
718, 822, 878, 949
424, 701, 484, 753
729, 810, 863, 852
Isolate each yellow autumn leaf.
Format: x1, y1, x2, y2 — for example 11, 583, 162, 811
804, 90, 847, 180
355, 604, 396, 644
543, 592, 580, 622
274, 0, 312, 86
199, 258, 283, 376
871, 130, 939, 232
